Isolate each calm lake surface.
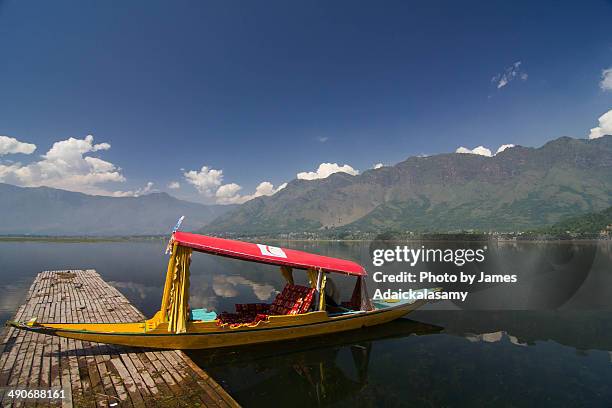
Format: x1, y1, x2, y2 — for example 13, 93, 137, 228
1, 239, 611, 407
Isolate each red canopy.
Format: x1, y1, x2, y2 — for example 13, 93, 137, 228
172, 232, 367, 276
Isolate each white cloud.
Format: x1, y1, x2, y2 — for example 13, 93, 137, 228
316, 136, 329, 143
588, 109, 612, 139
456, 146, 493, 157
112, 181, 155, 197
296, 162, 359, 180
167, 181, 180, 189
496, 144, 515, 154
497, 77, 508, 89
456, 144, 515, 157
491, 61, 528, 89
215, 181, 287, 204
0, 136, 36, 155
184, 164, 287, 204
183, 166, 223, 196
215, 183, 242, 203
373, 163, 384, 169
600, 68, 612, 91
0, 162, 23, 180
0, 134, 125, 195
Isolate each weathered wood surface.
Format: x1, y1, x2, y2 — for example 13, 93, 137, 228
0, 270, 240, 408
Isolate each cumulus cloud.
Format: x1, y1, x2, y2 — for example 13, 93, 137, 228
0, 135, 36, 155
373, 163, 384, 169
316, 136, 329, 143
167, 181, 180, 189
600, 68, 612, 91
496, 144, 515, 154
0, 134, 125, 195
215, 183, 242, 203
491, 61, 528, 89
456, 146, 493, 157
183, 166, 223, 196
183, 164, 286, 204
588, 109, 612, 139
112, 181, 155, 197
215, 181, 287, 204
456, 144, 516, 157
296, 162, 359, 180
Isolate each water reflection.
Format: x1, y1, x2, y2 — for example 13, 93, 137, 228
367, 239, 611, 310
188, 319, 443, 407
211, 274, 277, 301
0, 240, 611, 406
412, 310, 612, 352
189, 312, 612, 407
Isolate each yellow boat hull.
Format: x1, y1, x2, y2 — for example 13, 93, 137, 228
7, 300, 425, 350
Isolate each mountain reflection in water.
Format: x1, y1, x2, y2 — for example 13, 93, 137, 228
0, 240, 611, 406
188, 311, 612, 407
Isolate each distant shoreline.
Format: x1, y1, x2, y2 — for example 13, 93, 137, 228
0, 235, 166, 243
0, 235, 608, 244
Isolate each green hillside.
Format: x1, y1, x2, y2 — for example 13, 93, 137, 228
203, 136, 612, 234
537, 206, 612, 236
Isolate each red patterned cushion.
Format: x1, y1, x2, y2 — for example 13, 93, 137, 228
269, 284, 315, 315
220, 285, 316, 325
300, 290, 315, 313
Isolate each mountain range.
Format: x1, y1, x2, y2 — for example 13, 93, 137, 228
0, 183, 233, 235
203, 135, 612, 234
1, 135, 611, 236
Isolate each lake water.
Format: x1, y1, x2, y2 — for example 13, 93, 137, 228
1, 239, 611, 407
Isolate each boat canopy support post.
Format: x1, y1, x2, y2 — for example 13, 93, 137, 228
312, 268, 327, 311
160, 242, 179, 319
280, 265, 294, 285
157, 242, 192, 333
318, 273, 327, 311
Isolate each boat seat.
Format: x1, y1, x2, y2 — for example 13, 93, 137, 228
268, 283, 315, 315
235, 303, 270, 315
189, 308, 217, 321
216, 303, 270, 324
217, 284, 315, 326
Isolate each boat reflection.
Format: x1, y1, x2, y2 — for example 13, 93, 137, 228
187, 319, 442, 406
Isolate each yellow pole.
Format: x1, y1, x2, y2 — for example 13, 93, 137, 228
160, 242, 178, 321
306, 268, 318, 288
318, 274, 327, 311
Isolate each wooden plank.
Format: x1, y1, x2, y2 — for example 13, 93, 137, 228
0, 270, 240, 407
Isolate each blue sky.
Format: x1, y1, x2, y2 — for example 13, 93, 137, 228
0, 0, 611, 203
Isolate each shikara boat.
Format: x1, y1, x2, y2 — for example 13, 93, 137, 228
7, 226, 435, 349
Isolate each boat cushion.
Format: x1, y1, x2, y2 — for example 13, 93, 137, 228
189, 308, 217, 321
235, 303, 270, 315
269, 284, 315, 315
216, 312, 251, 325
217, 284, 315, 326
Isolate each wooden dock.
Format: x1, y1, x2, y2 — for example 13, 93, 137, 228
0, 270, 240, 408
